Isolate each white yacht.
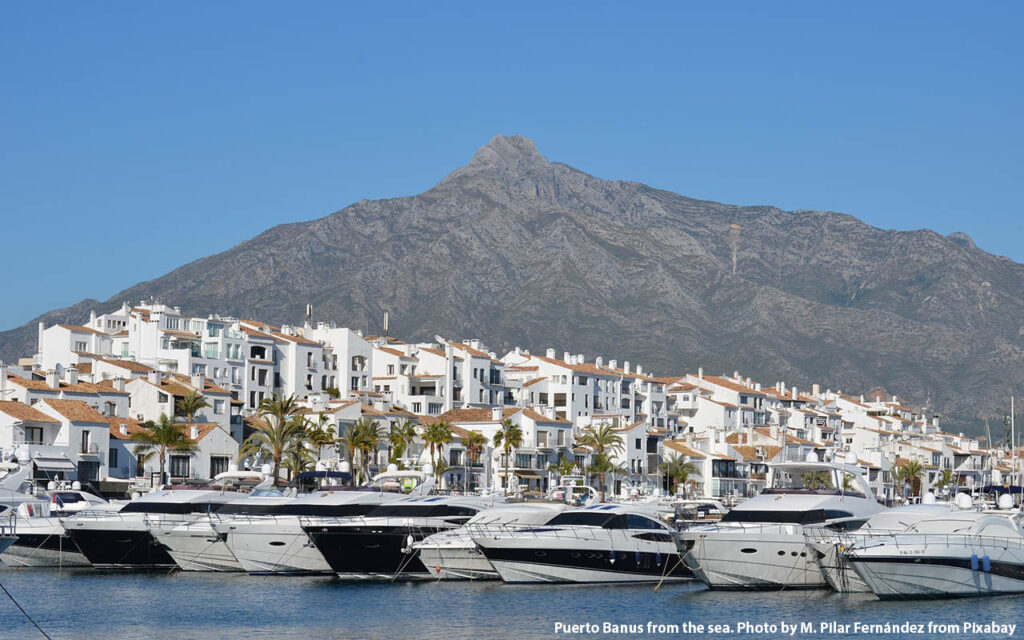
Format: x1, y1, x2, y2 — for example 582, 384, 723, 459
153, 483, 290, 572
804, 502, 957, 592
0, 500, 95, 567
473, 503, 689, 584
213, 469, 432, 574
675, 459, 884, 590
846, 508, 1024, 599
303, 495, 499, 580
65, 476, 264, 569
414, 502, 568, 580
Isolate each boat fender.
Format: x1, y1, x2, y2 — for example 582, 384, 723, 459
982, 555, 992, 573
609, 550, 615, 564
970, 554, 979, 571
656, 552, 662, 565
635, 552, 641, 564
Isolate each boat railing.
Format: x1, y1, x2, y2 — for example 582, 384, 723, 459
472, 523, 620, 542
808, 529, 1024, 552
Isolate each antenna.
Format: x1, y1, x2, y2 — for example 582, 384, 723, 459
729, 224, 741, 275
305, 304, 312, 325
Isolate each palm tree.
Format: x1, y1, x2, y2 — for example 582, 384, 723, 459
337, 420, 373, 485
463, 430, 488, 491
547, 455, 578, 478
585, 453, 619, 495
423, 420, 454, 473
175, 390, 210, 424
239, 394, 306, 486
133, 414, 198, 485
305, 414, 336, 464
897, 459, 924, 497
492, 419, 523, 495
388, 419, 418, 467
938, 468, 956, 493
354, 418, 385, 480
659, 454, 700, 495
576, 422, 624, 496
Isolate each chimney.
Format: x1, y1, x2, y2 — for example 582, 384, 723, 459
892, 395, 898, 403
491, 407, 503, 421
514, 346, 521, 357
860, 394, 865, 403
733, 370, 740, 380
190, 425, 199, 439
697, 367, 703, 386
119, 423, 128, 435
812, 383, 820, 398
636, 364, 643, 375
624, 361, 631, 375
46, 369, 59, 389
66, 366, 78, 386
147, 370, 161, 386
470, 339, 481, 352
89, 310, 97, 328
576, 354, 584, 365
563, 351, 571, 364
770, 423, 779, 440
792, 387, 798, 400
37, 322, 45, 353
595, 356, 604, 368
546, 348, 556, 359
113, 377, 126, 393
609, 359, 618, 371
191, 373, 205, 390
755, 383, 762, 391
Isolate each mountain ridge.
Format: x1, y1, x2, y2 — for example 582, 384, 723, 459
3, 134, 1021, 433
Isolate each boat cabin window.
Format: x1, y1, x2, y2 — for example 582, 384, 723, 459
366, 504, 480, 518
624, 514, 665, 530
280, 503, 379, 517
214, 503, 287, 515
772, 470, 836, 491
547, 512, 616, 528
721, 509, 829, 525
121, 501, 228, 515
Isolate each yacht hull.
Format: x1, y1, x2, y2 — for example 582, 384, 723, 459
305, 526, 442, 580
678, 526, 824, 590
849, 547, 1024, 599
484, 548, 688, 584
808, 540, 870, 593
416, 543, 497, 580
2, 532, 90, 567
215, 517, 332, 574
66, 528, 176, 569
155, 521, 243, 572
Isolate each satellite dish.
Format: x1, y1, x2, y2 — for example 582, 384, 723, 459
338, 461, 351, 473
922, 491, 936, 504
386, 463, 398, 474
422, 462, 434, 476
71, 481, 81, 491
955, 493, 973, 510
804, 451, 819, 463
844, 451, 858, 465
998, 494, 1014, 510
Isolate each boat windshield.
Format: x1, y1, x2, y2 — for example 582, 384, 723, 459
767, 468, 865, 497
721, 509, 855, 525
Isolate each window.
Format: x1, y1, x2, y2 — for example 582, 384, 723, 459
24, 426, 43, 445
428, 403, 442, 415
307, 352, 314, 368
210, 456, 230, 478
351, 376, 359, 391
387, 364, 395, 375
305, 374, 313, 390
81, 431, 90, 454
214, 399, 225, 414
75, 341, 87, 352
109, 448, 119, 468
169, 455, 190, 479
412, 402, 422, 413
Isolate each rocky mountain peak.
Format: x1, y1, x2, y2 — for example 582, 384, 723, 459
440, 134, 553, 187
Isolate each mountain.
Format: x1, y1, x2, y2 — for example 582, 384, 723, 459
3, 135, 1023, 432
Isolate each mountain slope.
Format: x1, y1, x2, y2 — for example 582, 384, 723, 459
3, 135, 1022, 430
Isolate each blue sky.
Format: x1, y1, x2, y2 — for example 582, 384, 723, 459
2, 3, 1021, 330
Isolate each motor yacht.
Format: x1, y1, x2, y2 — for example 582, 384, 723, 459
804, 501, 957, 592
65, 473, 267, 569
675, 458, 884, 590
846, 507, 1024, 599
0, 499, 95, 567
414, 502, 568, 580
303, 495, 499, 580
213, 468, 432, 574
473, 503, 690, 584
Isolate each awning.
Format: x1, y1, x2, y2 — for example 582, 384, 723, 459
33, 458, 76, 472
515, 472, 542, 479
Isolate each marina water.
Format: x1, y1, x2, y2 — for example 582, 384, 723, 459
1, 568, 1022, 639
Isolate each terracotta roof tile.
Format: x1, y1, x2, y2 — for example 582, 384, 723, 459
0, 401, 60, 423
41, 399, 108, 423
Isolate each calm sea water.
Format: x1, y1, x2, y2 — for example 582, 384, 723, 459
1, 567, 1023, 640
